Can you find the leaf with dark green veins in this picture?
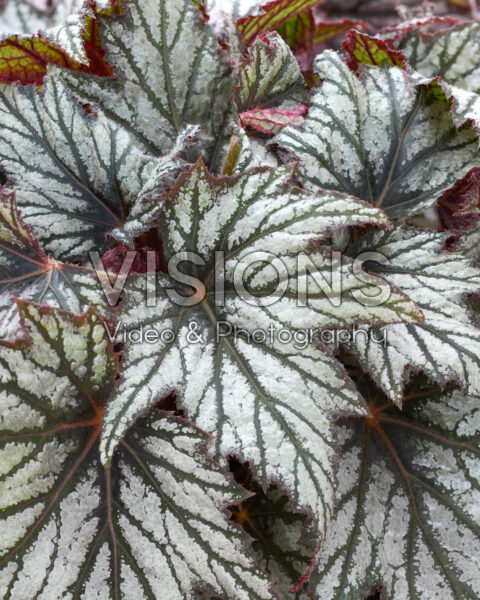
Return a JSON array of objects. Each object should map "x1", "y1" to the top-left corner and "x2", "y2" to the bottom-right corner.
[
  {"x1": 236, "y1": 0, "x2": 324, "y2": 46},
  {"x1": 0, "y1": 188, "x2": 113, "y2": 340},
  {"x1": 0, "y1": 75, "x2": 188, "y2": 261},
  {"x1": 312, "y1": 376, "x2": 480, "y2": 599},
  {"x1": 0, "y1": 301, "x2": 274, "y2": 600},
  {"x1": 453, "y1": 227, "x2": 480, "y2": 260},
  {"x1": 399, "y1": 22, "x2": 480, "y2": 92},
  {"x1": 230, "y1": 461, "x2": 316, "y2": 600},
  {"x1": 346, "y1": 225, "x2": 480, "y2": 404},
  {"x1": 343, "y1": 30, "x2": 406, "y2": 73},
  {"x1": 276, "y1": 9, "x2": 315, "y2": 54},
  {"x1": 385, "y1": 23, "x2": 480, "y2": 139},
  {"x1": 275, "y1": 50, "x2": 479, "y2": 218},
  {"x1": 100, "y1": 160, "x2": 422, "y2": 533},
  {"x1": 62, "y1": 0, "x2": 234, "y2": 171},
  {"x1": 235, "y1": 32, "x2": 308, "y2": 112}
]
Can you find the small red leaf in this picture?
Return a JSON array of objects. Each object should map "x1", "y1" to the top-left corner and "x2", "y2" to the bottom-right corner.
[
  {"x1": 101, "y1": 245, "x2": 161, "y2": 275},
  {"x1": 239, "y1": 104, "x2": 308, "y2": 135}
]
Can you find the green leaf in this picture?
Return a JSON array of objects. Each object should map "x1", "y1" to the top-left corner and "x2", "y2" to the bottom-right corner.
[
  {"x1": 230, "y1": 463, "x2": 316, "y2": 599},
  {"x1": 342, "y1": 30, "x2": 406, "y2": 73},
  {"x1": 0, "y1": 75, "x2": 187, "y2": 261},
  {"x1": 396, "y1": 23, "x2": 480, "y2": 139},
  {"x1": 311, "y1": 379, "x2": 480, "y2": 599},
  {"x1": 0, "y1": 188, "x2": 111, "y2": 339},
  {"x1": 346, "y1": 225, "x2": 480, "y2": 404},
  {"x1": 224, "y1": 124, "x2": 280, "y2": 174},
  {"x1": 100, "y1": 160, "x2": 421, "y2": 530},
  {"x1": 235, "y1": 32, "x2": 308, "y2": 112},
  {"x1": 276, "y1": 9, "x2": 315, "y2": 54},
  {"x1": 400, "y1": 23, "x2": 480, "y2": 94},
  {"x1": 236, "y1": 0, "x2": 323, "y2": 46},
  {"x1": 454, "y1": 227, "x2": 480, "y2": 260},
  {"x1": 62, "y1": 0, "x2": 234, "y2": 170},
  {"x1": 0, "y1": 301, "x2": 273, "y2": 600},
  {"x1": 275, "y1": 50, "x2": 479, "y2": 218}
]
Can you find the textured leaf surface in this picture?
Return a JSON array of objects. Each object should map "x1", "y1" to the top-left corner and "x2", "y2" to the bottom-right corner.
[
  {"x1": 0, "y1": 189, "x2": 110, "y2": 339},
  {"x1": 240, "y1": 104, "x2": 308, "y2": 134},
  {"x1": 312, "y1": 380, "x2": 480, "y2": 599},
  {"x1": 1, "y1": 0, "x2": 88, "y2": 55},
  {"x1": 437, "y1": 167, "x2": 480, "y2": 232},
  {"x1": 397, "y1": 23, "x2": 480, "y2": 140},
  {"x1": 0, "y1": 75, "x2": 185, "y2": 261},
  {"x1": 230, "y1": 462, "x2": 316, "y2": 599},
  {"x1": 276, "y1": 51, "x2": 480, "y2": 218},
  {"x1": 63, "y1": 0, "x2": 234, "y2": 170},
  {"x1": 276, "y1": 9, "x2": 315, "y2": 55},
  {"x1": 235, "y1": 32, "x2": 307, "y2": 112},
  {"x1": 0, "y1": 302, "x2": 273, "y2": 600},
  {"x1": 222, "y1": 125, "x2": 280, "y2": 175},
  {"x1": 347, "y1": 226, "x2": 480, "y2": 404},
  {"x1": 454, "y1": 226, "x2": 480, "y2": 259},
  {"x1": 0, "y1": 0, "x2": 118, "y2": 84},
  {"x1": 236, "y1": 0, "x2": 323, "y2": 46},
  {"x1": 400, "y1": 23, "x2": 480, "y2": 93},
  {"x1": 442, "y1": 171, "x2": 480, "y2": 257},
  {"x1": 277, "y1": 13, "x2": 367, "y2": 72},
  {"x1": 343, "y1": 30, "x2": 406, "y2": 73},
  {"x1": 101, "y1": 161, "x2": 421, "y2": 529}
]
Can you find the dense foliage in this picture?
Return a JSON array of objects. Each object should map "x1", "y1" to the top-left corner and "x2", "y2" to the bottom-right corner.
[{"x1": 0, "y1": 0, "x2": 479, "y2": 598}]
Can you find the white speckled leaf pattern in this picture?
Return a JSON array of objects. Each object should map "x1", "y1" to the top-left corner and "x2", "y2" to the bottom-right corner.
[
  {"x1": 347, "y1": 226, "x2": 480, "y2": 404},
  {"x1": 0, "y1": 302, "x2": 273, "y2": 600},
  {"x1": 455, "y1": 227, "x2": 480, "y2": 259},
  {"x1": 312, "y1": 388, "x2": 480, "y2": 599},
  {"x1": 100, "y1": 162, "x2": 423, "y2": 531},
  {"x1": 275, "y1": 51, "x2": 479, "y2": 218},
  {"x1": 0, "y1": 189, "x2": 112, "y2": 339},
  {"x1": 62, "y1": 0, "x2": 234, "y2": 169},
  {"x1": 235, "y1": 32, "x2": 307, "y2": 111},
  {"x1": 400, "y1": 24, "x2": 480, "y2": 93},
  {"x1": 226, "y1": 125, "x2": 280, "y2": 174},
  {"x1": 0, "y1": 75, "x2": 185, "y2": 261},
  {"x1": 398, "y1": 23, "x2": 480, "y2": 142}
]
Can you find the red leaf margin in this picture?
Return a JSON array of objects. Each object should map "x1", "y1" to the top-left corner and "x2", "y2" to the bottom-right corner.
[{"x1": 0, "y1": 0, "x2": 123, "y2": 85}]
